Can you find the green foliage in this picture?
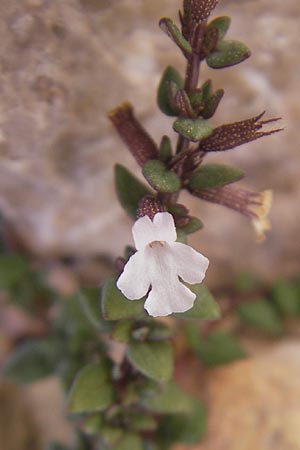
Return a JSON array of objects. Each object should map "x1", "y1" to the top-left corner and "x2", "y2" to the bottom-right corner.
[
  {"x1": 271, "y1": 280, "x2": 300, "y2": 316},
  {"x1": 173, "y1": 117, "x2": 213, "y2": 141},
  {"x1": 127, "y1": 340, "x2": 173, "y2": 382},
  {"x1": 128, "y1": 413, "x2": 157, "y2": 432},
  {"x1": 142, "y1": 160, "x2": 181, "y2": 193},
  {"x1": 159, "y1": 135, "x2": 173, "y2": 162},
  {"x1": 69, "y1": 360, "x2": 115, "y2": 414},
  {"x1": 207, "y1": 15, "x2": 231, "y2": 41},
  {"x1": 159, "y1": 19, "x2": 192, "y2": 56},
  {"x1": 112, "y1": 432, "x2": 143, "y2": 450},
  {"x1": 202, "y1": 88, "x2": 224, "y2": 119},
  {"x1": 101, "y1": 277, "x2": 145, "y2": 320},
  {"x1": 157, "y1": 66, "x2": 184, "y2": 116},
  {"x1": 141, "y1": 381, "x2": 193, "y2": 414},
  {"x1": 46, "y1": 443, "x2": 71, "y2": 450},
  {"x1": 186, "y1": 325, "x2": 246, "y2": 366},
  {"x1": 78, "y1": 287, "x2": 113, "y2": 332},
  {"x1": 115, "y1": 164, "x2": 151, "y2": 218},
  {"x1": 175, "y1": 283, "x2": 220, "y2": 320},
  {"x1": 189, "y1": 164, "x2": 244, "y2": 190},
  {"x1": 238, "y1": 298, "x2": 283, "y2": 335},
  {"x1": 235, "y1": 272, "x2": 262, "y2": 292},
  {"x1": 179, "y1": 217, "x2": 204, "y2": 234},
  {"x1": 157, "y1": 399, "x2": 207, "y2": 447},
  {"x1": 0, "y1": 253, "x2": 29, "y2": 288},
  {"x1": 4, "y1": 338, "x2": 63, "y2": 383},
  {"x1": 206, "y1": 40, "x2": 251, "y2": 69},
  {"x1": 112, "y1": 321, "x2": 133, "y2": 343}
]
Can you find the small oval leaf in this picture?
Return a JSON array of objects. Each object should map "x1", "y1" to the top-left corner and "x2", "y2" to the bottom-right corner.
[
  {"x1": 115, "y1": 164, "x2": 152, "y2": 218},
  {"x1": 157, "y1": 66, "x2": 184, "y2": 116},
  {"x1": 173, "y1": 117, "x2": 213, "y2": 141},
  {"x1": 206, "y1": 40, "x2": 251, "y2": 69},
  {"x1": 189, "y1": 163, "x2": 245, "y2": 190},
  {"x1": 141, "y1": 381, "x2": 193, "y2": 414},
  {"x1": 127, "y1": 340, "x2": 173, "y2": 382},
  {"x1": 207, "y1": 15, "x2": 231, "y2": 41},
  {"x1": 102, "y1": 277, "x2": 145, "y2": 321},
  {"x1": 68, "y1": 360, "x2": 115, "y2": 413},
  {"x1": 78, "y1": 287, "x2": 113, "y2": 332},
  {"x1": 143, "y1": 160, "x2": 181, "y2": 193},
  {"x1": 159, "y1": 18, "x2": 192, "y2": 56},
  {"x1": 179, "y1": 216, "x2": 204, "y2": 234},
  {"x1": 175, "y1": 283, "x2": 220, "y2": 320},
  {"x1": 238, "y1": 298, "x2": 283, "y2": 335}
]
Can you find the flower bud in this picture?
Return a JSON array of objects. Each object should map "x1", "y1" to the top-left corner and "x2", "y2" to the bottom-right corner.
[{"x1": 137, "y1": 195, "x2": 164, "y2": 220}]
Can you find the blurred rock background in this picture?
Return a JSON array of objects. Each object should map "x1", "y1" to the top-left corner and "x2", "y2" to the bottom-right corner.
[{"x1": 0, "y1": 0, "x2": 299, "y2": 287}]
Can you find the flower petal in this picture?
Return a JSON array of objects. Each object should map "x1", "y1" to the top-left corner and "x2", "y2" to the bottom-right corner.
[
  {"x1": 117, "y1": 250, "x2": 150, "y2": 300},
  {"x1": 171, "y1": 242, "x2": 209, "y2": 284},
  {"x1": 152, "y1": 212, "x2": 177, "y2": 243},
  {"x1": 132, "y1": 215, "x2": 156, "y2": 250},
  {"x1": 144, "y1": 278, "x2": 196, "y2": 317}
]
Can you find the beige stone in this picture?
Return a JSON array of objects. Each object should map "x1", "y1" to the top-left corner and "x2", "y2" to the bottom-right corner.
[{"x1": 175, "y1": 340, "x2": 300, "y2": 450}]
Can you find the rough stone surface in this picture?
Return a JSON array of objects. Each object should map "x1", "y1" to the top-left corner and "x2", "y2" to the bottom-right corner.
[
  {"x1": 175, "y1": 340, "x2": 300, "y2": 450},
  {"x1": 0, "y1": 0, "x2": 299, "y2": 284}
]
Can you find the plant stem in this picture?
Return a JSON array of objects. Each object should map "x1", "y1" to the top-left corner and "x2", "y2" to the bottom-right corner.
[{"x1": 175, "y1": 24, "x2": 205, "y2": 154}]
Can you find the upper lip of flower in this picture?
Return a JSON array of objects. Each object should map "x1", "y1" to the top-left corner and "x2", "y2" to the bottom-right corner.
[{"x1": 117, "y1": 212, "x2": 209, "y2": 317}]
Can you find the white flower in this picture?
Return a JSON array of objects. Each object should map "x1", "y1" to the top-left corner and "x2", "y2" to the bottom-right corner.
[{"x1": 117, "y1": 212, "x2": 209, "y2": 317}]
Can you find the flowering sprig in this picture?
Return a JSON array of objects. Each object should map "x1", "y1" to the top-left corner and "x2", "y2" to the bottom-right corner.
[
  {"x1": 109, "y1": 0, "x2": 282, "y2": 319},
  {"x1": 55, "y1": 1, "x2": 283, "y2": 449}
]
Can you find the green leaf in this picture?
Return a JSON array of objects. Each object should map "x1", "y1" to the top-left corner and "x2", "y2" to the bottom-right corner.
[
  {"x1": 157, "y1": 399, "x2": 207, "y2": 446},
  {"x1": 186, "y1": 326, "x2": 246, "y2": 366},
  {"x1": 58, "y1": 358, "x2": 87, "y2": 392},
  {"x1": 159, "y1": 18, "x2": 192, "y2": 56},
  {"x1": 127, "y1": 340, "x2": 173, "y2": 382},
  {"x1": 271, "y1": 280, "x2": 300, "y2": 316},
  {"x1": 143, "y1": 160, "x2": 181, "y2": 193},
  {"x1": 235, "y1": 272, "x2": 262, "y2": 293},
  {"x1": 148, "y1": 321, "x2": 173, "y2": 341},
  {"x1": 159, "y1": 135, "x2": 173, "y2": 162},
  {"x1": 176, "y1": 229, "x2": 187, "y2": 244},
  {"x1": 173, "y1": 117, "x2": 213, "y2": 141},
  {"x1": 189, "y1": 164, "x2": 244, "y2": 190},
  {"x1": 207, "y1": 15, "x2": 231, "y2": 41},
  {"x1": 201, "y1": 79, "x2": 213, "y2": 101},
  {"x1": 157, "y1": 66, "x2": 184, "y2": 116},
  {"x1": 101, "y1": 277, "x2": 145, "y2": 321},
  {"x1": 129, "y1": 414, "x2": 157, "y2": 432},
  {"x1": 206, "y1": 40, "x2": 251, "y2": 69},
  {"x1": 115, "y1": 164, "x2": 152, "y2": 218},
  {"x1": 55, "y1": 295, "x2": 96, "y2": 341},
  {"x1": 78, "y1": 287, "x2": 112, "y2": 332},
  {"x1": 238, "y1": 298, "x2": 283, "y2": 335},
  {"x1": 0, "y1": 253, "x2": 29, "y2": 288},
  {"x1": 202, "y1": 89, "x2": 224, "y2": 119},
  {"x1": 113, "y1": 432, "x2": 143, "y2": 450},
  {"x1": 83, "y1": 414, "x2": 104, "y2": 435},
  {"x1": 175, "y1": 283, "x2": 220, "y2": 320},
  {"x1": 69, "y1": 360, "x2": 115, "y2": 414},
  {"x1": 46, "y1": 443, "x2": 70, "y2": 450},
  {"x1": 112, "y1": 321, "x2": 133, "y2": 343},
  {"x1": 141, "y1": 381, "x2": 193, "y2": 414},
  {"x1": 179, "y1": 217, "x2": 203, "y2": 234},
  {"x1": 4, "y1": 339, "x2": 63, "y2": 383},
  {"x1": 100, "y1": 427, "x2": 124, "y2": 447}
]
